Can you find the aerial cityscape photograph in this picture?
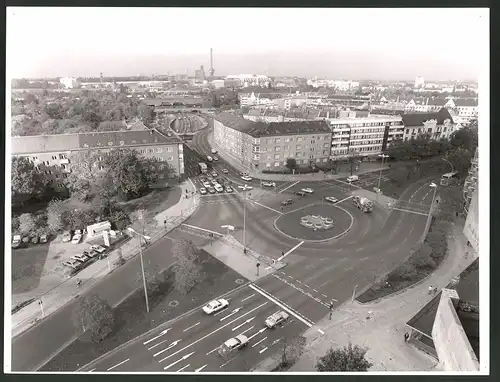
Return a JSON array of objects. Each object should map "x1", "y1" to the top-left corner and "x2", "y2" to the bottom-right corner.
[{"x1": 5, "y1": 6, "x2": 488, "y2": 374}]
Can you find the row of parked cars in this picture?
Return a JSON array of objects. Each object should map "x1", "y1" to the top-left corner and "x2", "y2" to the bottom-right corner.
[
  {"x1": 62, "y1": 244, "x2": 108, "y2": 272},
  {"x1": 12, "y1": 234, "x2": 50, "y2": 248}
]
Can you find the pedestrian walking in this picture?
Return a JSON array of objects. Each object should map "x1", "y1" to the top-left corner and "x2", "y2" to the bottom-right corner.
[
  {"x1": 76, "y1": 279, "x2": 82, "y2": 287},
  {"x1": 428, "y1": 286, "x2": 433, "y2": 294},
  {"x1": 434, "y1": 287, "x2": 438, "y2": 294},
  {"x1": 404, "y1": 332, "x2": 409, "y2": 342}
]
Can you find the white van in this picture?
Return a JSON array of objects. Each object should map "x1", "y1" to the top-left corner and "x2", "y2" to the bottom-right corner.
[
  {"x1": 207, "y1": 156, "x2": 213, "y2": 162},
  {"x1": 346, "y1": 175, "x2": 359, "y2": 182}
]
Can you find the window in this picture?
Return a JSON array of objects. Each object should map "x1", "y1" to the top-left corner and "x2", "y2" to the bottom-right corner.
[
  {"x1": 296, "y1": 144, "x2": 302, "y2": 150},
  {"x1": 274, "y1": 161, "x2": 280, "y2": 167},
  {"x1": 427, "y1": 128, "x2": 432, "y2": 133},
  {"x1": 168, "y1": 156, "x2": 174, "y2": 161},
  {"x1": 108, "y1": 141, "x2": 113, "y2": 146},
  {"x1": 274, "y1": 138, "x2": 280, "y2": 144},
  {"x1": 149, "y1": 148, "x2": 154, "y2": 153},
  {"x1": 284, "y1": 145, "x2": 289, "y2": 150},
  {"x1": 166, "y1": 147, "x2": 173, "y2": 152},
  {"x1": 159, "y1": 174, "x2": 164, "y2": 179},
  {"x1": 274, "y1": 146, "x2": 280, "y2": 152},
  {"x1": 297, "y1": 137, "x2": 303, "y2": 142},
  {"x1": 120, "y1": 141, "x2": 125, "y2": 146},
  {"x1": 266, "y1": 162, "x2": 271, "y2": 167},
  {"x1": 274, "y1": 154, "x2": 280, "y2": 159},
  {"x1": 45, "y1": 161, "x2": 50, "y2": 165},
  {"x1": 52, "y1": 155, "x2": 57, "y2": 160}
]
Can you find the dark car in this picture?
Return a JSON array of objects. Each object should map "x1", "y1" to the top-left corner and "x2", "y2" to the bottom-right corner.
[
  {"x1": 294, "y1": 191, "x2": 306, "y2": 196},
  {"x1": 22, "y1": 236, "x2": 30, "y2": 244},
  {"x1": 30, "y1": 235, "x2": 39, "y2": 244},
  {"x1": 281, "y1": 199, "x2": 293, "y2": 206},
  {"x1": 208, "y1": 187, "x2": 216, "y2": 194}
]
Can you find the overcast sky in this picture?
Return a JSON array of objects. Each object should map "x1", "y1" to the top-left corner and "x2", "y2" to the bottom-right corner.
[{"x1": 7, "y1": 7, "x2": 488, "y2": 81}]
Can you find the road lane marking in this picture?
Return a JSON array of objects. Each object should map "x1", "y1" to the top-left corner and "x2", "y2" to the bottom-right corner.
[
  {"x1": 303, "y1": 284, "x2": 310, "y2": 288},
  {"x1": 181, "y1": 223, "x2": 224, "y2": 236},
  {"x1": 143, "y1": 328, "x2": 171, "y2": 345},
  {"x1": 251, "y1": 336, "x2": 268, "y2": 348},
  {"x1": 232, "y1": 317, "x2": 255, "y2": 331},
  {"x1": 288, "y1": 275, "x2": 294, "y2": 279},
  {"x1": 153, "y1": 340, "x2": 182, "y2": 357},
  {"x1": 89, "y1": 368, "x2": 95, "y2": 372},
  {"x1": 335, "y1": 195, "x2": 354, "y2": 204},
  {"x1": 148, "y1": 338, "x2": 170, "y2": 351},
  {"x1": 313, "y1": 289, "x2": 319, "y2": 292},
  {"x1": 356, "y1": 248, "x2": 364, "y2": 252},
  {"x1": 391, "y1": 208, "x2": 428, "y2": 216},
  {"x1": 241, "y1": 293, "x2": 255, "y2": 302},
  {"x1": 279, "y1": 180, "x2": 300, "y2": 193},
  {"x1": 280, "y1": 271, "x2": 286, "y2": 274},
  {"x1": 107, "y1": 358, "x2": 129, "y2": 371},
  {"x1": 195, "y1": 364, "x2": 208, "y2": 372},
  {"x1": 206, "y1": 346, "x2": 220, "y2": 356},
  {"x1": 238, "y1": 325, "x2": 255, "y2": 336},
  {"x1": 164, "y1": 352, "x2": 195, "y2": 370},
  {"x1": 248, "y1": 327, "x2": 267, "y2": 341},
  {"x1": 220, "y1": 307, "x2": 242, "y2": 321},
  {"x1": 177, "y1": 364, "x2": 190, "y2": 372},
  {"x1": 213, "y1": 307, "x2": 229, "y2": 317},
  {"x1": 220, "y1": 356, "x2": 236, "y2": 368},
  {"x1": 296, "y1": 280, "x2": 302, "y2": 284},
  {"x1": 249, "y1": 284, "x2": 313, "y2": 328},
  {"x1": 278, "y1": 241, "x2": 305, "y2": 261},
  {"x1": 158, "y1": 302, "x2": 268, "y2": 363},
  {"x1": 183, "y1": 322, "x2": 200, "y2": 332},
  {"x1": 250, "y1": 200, "x2": 283, "y2": 214},
  {"x1": 322, "y1": 294, "x2": 328, "y2": 298},
  {"x1": 259, "y1": 347, "x2": 268, "y2": 354}
]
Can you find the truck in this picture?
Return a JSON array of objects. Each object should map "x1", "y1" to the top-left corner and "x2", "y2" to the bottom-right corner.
[
  {"x1": 198, "y1": 162, "x2": 208, "y2": 174},
  {"x1": 353, "y1": 195, "x2": 374, "y2": 213}
]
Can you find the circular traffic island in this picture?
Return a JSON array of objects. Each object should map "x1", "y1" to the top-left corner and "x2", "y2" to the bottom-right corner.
[{"x1": 274, "y1": 203, "x2": 353, "y2": 242}]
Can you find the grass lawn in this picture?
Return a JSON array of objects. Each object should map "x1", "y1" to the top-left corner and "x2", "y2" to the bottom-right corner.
[
  {"x1": 11, "y1": 244, "x2": 51, "y2": 295},
  {"x1": 39, "y1": 249, "x2": 247, "y2": 371}
]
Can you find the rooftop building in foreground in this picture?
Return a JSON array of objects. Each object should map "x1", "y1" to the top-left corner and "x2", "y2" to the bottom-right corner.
[
  {"x1": 213, "y1": 113, "x2": 332, "y2": 171},
  {"x1": 11, "y1": 129, "x2": 184, "y2": 189},
  {"x1": 405, "y1": 260, "x2": 479, "y2": 371}
]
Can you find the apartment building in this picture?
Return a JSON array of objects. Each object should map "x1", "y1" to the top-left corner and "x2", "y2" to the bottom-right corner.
[
  {"x1": 11, "y1": 129, "x2": 184, "y2": 189},
  {"x1": 327, "y1": 116, "x2": 404, "y2": 159},
  {"x1": 213, "y1": 113, "x2": 332, "y2": 171},
  {"x1": 402, "y1": 108, "x2": 457, "y2": 141}
]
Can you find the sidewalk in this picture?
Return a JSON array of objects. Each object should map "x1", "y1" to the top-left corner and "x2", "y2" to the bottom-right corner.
[
  {"x1": 256, "y1": 221, "x2": 478, "y2": 372},
  {"x1": 207, "y1": 130, "x2": 389, "y2": 182},
  {"x1": 12, "y1": 180, "x2": 199, "y2": 338}
]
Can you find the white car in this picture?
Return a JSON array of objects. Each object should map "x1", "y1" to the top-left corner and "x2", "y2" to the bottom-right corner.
[
  {"x1": 301, "y1": 188, "x2": 314, "y2": 194},
  {"x1": 207, "y1": 156, "x2": 213, "y2": 162},
  {"x1": 211, "y1": 149, "x2": 218, "y2": 154},
  {"x1": 202, "y1": 299, "x2": 229, "y2": 315},
  {"x1": 241, "y1": 175, "x2": 253, "y2": 181},
  {"x1": 265, "y1": 311, "x2": 290, "y2": 328},
  {"x1": 200, "y1": 187, "x2": 207, "y2": 195},
  {"x1": 63, "y1": 259, "x2": 82, "y2": 269},
  {"x1": 238, "y1": 185, "x2": 253, "y2": 190},
  {"x1": 213, "y1": 156, "x2": 219, "y2": 161},
  {"x1": 214, "y1": 184, "x2": 224, "y2": 193},
  {"x1": 203, "y1": 181, "x2": 211, "y2": 188},
  {"x1": 261, "y1": 181, "x2": 276, "y2": 187},
  {"x1": 222, "y1": 168, "x2": 229, "y2": 174},
  {"x1": 71, "y1": 254, "x2": 89, "y2": 263},
  {"x1": 90, "y1": 244, "x2": 107, "y2": 253},
  {"x1": 218, "y1": 335, "x2": 249, "y2": 355},
  {"x1": 71, "y1": 233, "x2": 82, "y2": 244},
  {"x1": 325, "y1": 196, "x2": 338, "y2": 203},
  {"x1": 346, "y1": 175, "x2": 359, "y2": 182}
]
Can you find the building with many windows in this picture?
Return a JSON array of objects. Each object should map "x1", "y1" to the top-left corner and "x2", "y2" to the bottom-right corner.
[
  {"x1": 327, "y1": 115, "x2": 404, "y2": 159},
  {"x1": 402, "y1": 108, "x2": 457, "y2": 141},
  {"x1": 213, "y1": 113, "x2": 332, "y2": 171},
  {"x1": 11, "y1": 129, "x2": 184, "y2": 189}
]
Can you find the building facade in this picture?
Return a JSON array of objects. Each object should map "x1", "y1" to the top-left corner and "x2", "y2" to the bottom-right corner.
[
  {"x1": 213, "y1": 113, "x2": 332, "y2": 171},
  {"x1": 463, "y1": 148, "x2": 478, "y2": 215},
  {"x1": 11, "y1": 129, "x2": 184, "y2": 189},
  {"x1": 60, "y1": 77, "x2": 81, "y2": 89},
  {"x1": 402, "y1": 108, "x2": 457, "y2": 141},
  {"x1": 327, "y1": 116, "x2": 404, "y2": 159}
]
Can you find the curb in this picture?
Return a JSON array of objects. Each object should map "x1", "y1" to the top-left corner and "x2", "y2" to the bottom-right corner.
[{"x1": 77, "y1": 280, "x2": 252, "y2": 372}]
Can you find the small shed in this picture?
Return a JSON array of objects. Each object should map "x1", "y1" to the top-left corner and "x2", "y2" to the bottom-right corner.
[{"x1": 87, "y1": 221, "x2": 112, "y2": 238}]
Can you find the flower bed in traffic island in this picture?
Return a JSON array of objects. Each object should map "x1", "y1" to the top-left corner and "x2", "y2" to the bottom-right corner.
[
  {"x1": 274, "y1": 203, "x2": 353, "y2": 242},
  {"x1": 39, "y1": 249, "x2": 247, "y2": 372}
]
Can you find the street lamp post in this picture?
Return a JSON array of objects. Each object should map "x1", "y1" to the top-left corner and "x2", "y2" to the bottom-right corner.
[
  {"x1": 421, "y1": 183, "x2": 438, "y2": 243},
  {"x1": 127, "y1": 227, "x2": 151, "y2": 313},
  {"x1": 441, "y1": 157, "x2": 455, "y2": 173},
  {"x1": 239, "y1": 184, "x2": 252, "y2": 253},
  {"x1": 377, "y1": 154, "x2": 390, "y2": 202}
]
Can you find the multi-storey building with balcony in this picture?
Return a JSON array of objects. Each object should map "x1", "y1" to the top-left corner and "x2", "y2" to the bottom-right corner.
[
  {"x1": 11, "y1": 129, "x2": 184, "y2": 189},
  {"x1": 213, "y1": 113, "x2": 332, "y2": 171},
  {"x1": 402, "y1": 108, "x2": 457, "y2": 141},
  {"x1": 463, "y1": 147, "x2": 478, "y2": 215},
  {"x1": 327, "y1": 115, "x2": 404, "y2": 159}
]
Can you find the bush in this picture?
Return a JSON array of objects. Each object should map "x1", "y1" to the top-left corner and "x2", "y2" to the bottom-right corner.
[
  {"x1": 409, "y1": 243, "x2": 437, "y2": 269},
  {"x1": 387, "y1": 262, "x2": 417, "y2": 282}
]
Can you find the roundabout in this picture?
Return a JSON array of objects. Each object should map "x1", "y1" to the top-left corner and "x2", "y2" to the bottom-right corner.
[{"x1": 274, "y1": 203, "x2": 354, "y2": 242}]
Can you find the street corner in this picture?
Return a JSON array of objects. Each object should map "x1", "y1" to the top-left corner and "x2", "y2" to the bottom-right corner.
[{"x1": 274, "y1": 203, "x2": 354, "y2": 242}]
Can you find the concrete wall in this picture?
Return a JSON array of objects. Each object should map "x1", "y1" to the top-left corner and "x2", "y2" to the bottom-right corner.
[
  {"x1": 432, "y1": 289, "x2": 479, "y2": 371},
  {"x1": 463, "y1": 188, "x2": 479, "y2": 252}
]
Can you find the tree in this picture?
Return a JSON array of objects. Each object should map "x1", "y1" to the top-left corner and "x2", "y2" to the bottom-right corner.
[
  {"x1": 116, "y1": 247, "x2": 126, "y2": 266},
  {"x1": 387, "y1": 165, "x2": 410, "y2": 187},
  {"x1": 11, "y1": 156, "x2": 48, "y2": 204},
  {"x1": 18, "y1": 213, "x2": 36, "y2": 235},
  {"x1": 65, "y1": 150, "x2": 104, "y2": 201},
  {"x1": 137, "y1": 263, "x2": 164, "y2": 296},
  {"x1": 172, "y1": 239, "x2": 205, "y2": 295},
  {"x1": 445, "y1": 148, "x2": 473, "y2": 175},
  {"x1": 449, "y1": 126, "x2": 478, "y2": 153},
  {"x1": 409, "y1": 242, "x2": 436, "y2": 269},
  {"x1": 138, "y1": 104, "x2": 154, "y2": 125},
  {"x1": 286, "y1": 158, "x2": 297, "y2": 172},
  {"x1": 46, "y1": 199, "x2": 66, "y2": 233},
  {"x1": 316, "y1": 342, "x2": 373, "y2": 372},
  {"x1": 436, "y1": 185, "x2": 465, "y2": 221},
  {"x1": 73, "y1": 294, "x2": 115, "y2": 343},
  {"x1": 274, "y1": 336, "x2": 306, "y2": 369}
]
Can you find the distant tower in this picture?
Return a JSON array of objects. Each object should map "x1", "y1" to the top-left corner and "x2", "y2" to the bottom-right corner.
[
  {"x1": 100, "y1": 72, "x2": 104, "y2": 85},
  {"x1": 209, "y1": 48, "x2": 215, "y2": 77}
]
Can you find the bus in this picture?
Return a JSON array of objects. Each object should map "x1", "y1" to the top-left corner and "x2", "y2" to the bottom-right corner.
[{"x1": 440, "y1": 172, "x2": 459, "y2": 186}]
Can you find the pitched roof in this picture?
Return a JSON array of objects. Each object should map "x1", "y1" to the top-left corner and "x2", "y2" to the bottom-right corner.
[
  {"x1": 427, "y1": 98, "x2": 448, "y2": 106},
  {"x1": 11, "y1": 129, "x2": 180, "y2": 155},
  {"x1": 402, "y1": 108, "x2": 454, "y2": 127},
  {"x1": 454, "y1": 98, "x2": 478, "y2": 107}
]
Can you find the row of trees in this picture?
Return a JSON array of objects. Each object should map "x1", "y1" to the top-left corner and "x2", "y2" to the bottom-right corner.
[{"x1": 11, "y1": 90, "x2": 155, "y2": 136}]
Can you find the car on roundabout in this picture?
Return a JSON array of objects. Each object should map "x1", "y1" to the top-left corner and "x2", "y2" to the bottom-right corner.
[
  {"x1": 295, "y1": 191, "x2": 306, "y2": 196},
  {"x1": 200, "y1": 187, "x2": 207, "y2": 195},
  {"x1": 261, "y1": 181, "x2": 276, "y2": 187},
  {"x1": 218, "y1": 335, "x2": 249, "y2": 356},
  {"x1": 304, "y1": 221, "x2": 313, "y2": 228},
  {"x1": 281, "y1": 199, "x2": 293, "y2": 206},
  {"x1": 301, "y1": 188, "x2": 314, "y2": 194},
  {"x1": 265, "y1": 311, "x2": 289, "y2": 328},
  {"x1": 241, "y1": 175, "x2": 253, "y2": 182},
  {"x1": 213, "y1": 156, "x2": 219, "y2": 161},
  {"x1": 202, "y1": 298, "x2": 229, "y2": 315},
  {"x1": 325, "y1": 196, "x2": 338, "y2": 203},
  {"x1": 323, "y1": 217, "x2": 334, "y2": 224},
  {"x1": 314, "y1": 222, "x2": 324, "y2": 230},
  {"x1": 211, "y1": 149, "x2": 218, "y2": 154}
]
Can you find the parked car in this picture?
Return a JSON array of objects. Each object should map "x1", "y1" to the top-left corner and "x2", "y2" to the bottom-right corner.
[
  {"x1": 218, "y1": 335, "x2": 249, "y2": 356},
  {"x1": 301, "y1": 188, "x2": 314, "y2": 194},
  {"x1": 261, "y1": 181, "x2": 276, "y2": 187},
  {"x1": 30, "y1": 235, "x2": 39, "y2": 244},
  {"x1": 208, "y1": 186, "x2": 216, "y2": 194},
  {"x1": 62, "y1": 259, "x2": 82, "y2": 270},
  {"x1": 211, "y1": 171, "x2": 218, "y2": 177},
  {"x1": 22, "y1": 236, "x2": 30, "y2": 244},
  {"x1": 346, "y1": 175, "x2": 359, "y2": 182},
  {"x1": 265, "y1": 311, "x2": 289, "y2": 328},
  {"x1": 211, "y1": 179, "x2": 219, "y2": 185},
  {"x1": 203, "y1": 181, "x2": 211, "y2": 188},
  {"x1": 225, "y1": 186, "x2": 234, "y2": 193},
  {"x1": 295, "y1": 191, "x2": 306, "y2": 196},
  {"x1": 200, "y1": 187, "x2": 207, "y2": 195},
  {"x1": 213, "y1": 156, "x2": 219, "y2": 161},
  {"x1": 12, "y1": 235, "x2": 22, "y2": 249},
  {"x1": 325, "y1": 196, "x2": 338, "y2": 203},
  {"x1": 238, "y1": 185, "x2": 253, "y2": 190},
  {"x1": 90, "y1": 244, "x2": 107, "y2": 254},
  {"x1": 222, "y1": 168, "x2": 229, "y2": 174},
  {"x1": 83, "y1": 249, "x2": 99, "y2": 259},
  {"x1": 39, "y1": 234, "x2": 49, "y2": 244},
  {"x1": 202, "y1": 298, "x2": 229, "y2": 315},
  {"x1": 239, "y1": 172, "x2": 249, "y2": 177},
  {"x1": 207, "y1": 156, "x2": 213, "y2": 162},
  {"x1": 74, "y1": 229, "x2": 82, "y2": 235},
  {"x1": 214, "y1": 184, "x2": 224, "y2": 193},
  {"x1": 241, "y1": 175, "x2": 253, "y2": 181},
  {"x1": 200, "y1": 177, "x2": 207, "y2": 183},
  {"x1": 62, "y1": 231, "x2": 72, "y2": 243},
  {"x1": 281, "y1": 199, "x2": 293, "y2": 206},
  {"x1": 71, "y1": 233, "x2": 82, "y2": 244},
  {"x1": 71, "y1": 254, "x2": 89, "y2": 263},
  {"x1": 211, "y1": 148, "x2": 218, "y2": 154}
]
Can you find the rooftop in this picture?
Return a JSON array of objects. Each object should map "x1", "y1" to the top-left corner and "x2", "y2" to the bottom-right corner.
[
  {"x1": 454, "y1": 98, "x2": 478, "y2": 107},
  {"x1": 402, "y1": 108, "x2": 454, "y2": 127}
]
